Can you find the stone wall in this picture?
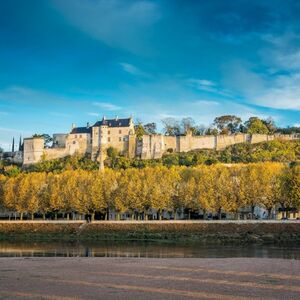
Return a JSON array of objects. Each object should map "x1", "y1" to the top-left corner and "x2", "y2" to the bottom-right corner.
[
  {"x1": 21, "y1": 132, "x2": 300, "y2": 165},
  {"x1": 23, "y1": 137, "x2": 44, "y2": 165},
  {"x1": 44, "y1": 148, "x2": 68, "y2": 160},
  {"x1": 216, "y1": 134, "x2": 248, "y2": 150}
]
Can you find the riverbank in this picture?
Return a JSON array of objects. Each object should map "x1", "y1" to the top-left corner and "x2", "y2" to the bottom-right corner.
[
  {"x1": 0, "y1": 220, "x2": 299, "y2": 244},
  {"x1": 1, "y1": 257, "x2": 299, "y2": 299}
]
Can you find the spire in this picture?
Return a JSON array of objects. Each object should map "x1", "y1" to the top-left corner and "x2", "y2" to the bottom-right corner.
[{"x1": 12, "y1": 137, "x2": 15, "y2": 152}]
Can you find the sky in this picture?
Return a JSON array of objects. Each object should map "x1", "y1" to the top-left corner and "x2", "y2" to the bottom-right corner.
[{"x1": 0, "y1": 0, "x2": 300, "y2": 150}]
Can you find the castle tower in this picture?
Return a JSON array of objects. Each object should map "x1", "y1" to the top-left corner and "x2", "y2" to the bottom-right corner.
[{"x1": 23, "y1": 137, "x2": 44, "y2": 165}]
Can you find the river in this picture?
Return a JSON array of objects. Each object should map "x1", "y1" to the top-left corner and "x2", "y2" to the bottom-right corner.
[{"x1": 0, "y1": 241, "x2": 299, "y2": 259}]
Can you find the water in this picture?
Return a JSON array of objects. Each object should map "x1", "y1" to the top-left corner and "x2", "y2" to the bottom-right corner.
[{"x1": 0, "y1": 241, "x2": 299, "y2": 259}]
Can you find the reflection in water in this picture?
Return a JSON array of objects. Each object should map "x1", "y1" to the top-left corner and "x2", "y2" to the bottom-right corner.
[{"x1": 0, "y1": 241, "x2": 299, "y2": 259}]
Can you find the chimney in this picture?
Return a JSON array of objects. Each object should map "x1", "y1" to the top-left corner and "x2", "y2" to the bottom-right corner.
[
  {"x1": 115, "y1": 115, "x2": 119, "y2": 121},
  {"x1": 71, "y1": 123, "x2": 76, "y2": 129},
  {"x1": 87, "y1": 122, "x2": 90, "y2": 128}
]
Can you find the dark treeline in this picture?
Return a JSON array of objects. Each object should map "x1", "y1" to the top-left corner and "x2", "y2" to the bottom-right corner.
[{"x1": 0, "y1": 163, "x2": 299, "y2": 221}]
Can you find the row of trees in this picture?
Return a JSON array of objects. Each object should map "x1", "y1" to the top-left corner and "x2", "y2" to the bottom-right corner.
[
  {"x1": 0, "y1": 163, "x2": 299, "y2": 220},
  {"x1": 134, "y1": 115, "x2": 299, "y2": 137}
]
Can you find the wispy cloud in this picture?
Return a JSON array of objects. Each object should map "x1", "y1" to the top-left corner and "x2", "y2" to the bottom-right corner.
[
  {"x1": 52, "y1": 0, "x2": 161, "y2": 54},
  {"x1": 119, "y1": 63, "x2": 148, "y2": 76},
  {"x1": 193, "y1": 100, "x2": 220, "y2": 106},
  {"x1": 187, "y1": 78, "x2": 232, "y2": 97},
  {"x1": 92, "y1": 102, "x2": 122, "y2": 111},
  {"x1": 87, "y1": 112, "x2": 100, "y2": 117}
]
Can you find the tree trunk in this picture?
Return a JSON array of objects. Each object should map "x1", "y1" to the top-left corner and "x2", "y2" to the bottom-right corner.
[
  {"x1": 91, "y1": 212, "x2": 95, "y2": 222},
  {"x1": 55, "y1": 213, "x2": 57, "y2": 220},
  {"x1": 20, "y1": 212, "x2": 23, "y2": 220},
  {"x1": 31, "y1": 213, "x2": 34, "y2": 220},
  {"x1": 251, "y1": 205, "x2": 255, "y2": 219},
  {"x1": 268, "y1": 208, "x2": 272, "y2": 220},
  {"x1": 218, "y1": 207, "x2": 222, "y2": 220},
  {"x1": 188, "y1": 211, "x2": 191, "y2": 220}
]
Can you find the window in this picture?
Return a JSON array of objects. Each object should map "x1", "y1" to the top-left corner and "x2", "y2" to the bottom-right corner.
[
  {"x1": 108, "y1": 137, "x2": 111, "y2": 142},
  {"x1": 108, "y1": 130, "x2": 110, "y2": 134},
  {"x1": 75, "y1": 135, "x2": 77, "y2": 138},
  {"x1": 73, "y1": 141, "x2": 76, "y2": 144},
  {"x1": 79, "y1": 135, "x2": 82, "y2": 138},
  {"x1": 119, "y1": 137, "x2": 122, "y2": 142},
  {"x1": 119, "y1": 130, "x2": 122, "y2": 134}
]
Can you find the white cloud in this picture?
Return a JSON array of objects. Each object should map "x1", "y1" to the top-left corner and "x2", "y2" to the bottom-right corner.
[
  {"x1": 92, "y1": 102, "x2": 122, "y2": 111},
  {"x1": 221, "y1": 61, "x2": 300, "y2": 110},
  {"x1": 193, "y1": 100, "x2": 220, "y2": 106}
]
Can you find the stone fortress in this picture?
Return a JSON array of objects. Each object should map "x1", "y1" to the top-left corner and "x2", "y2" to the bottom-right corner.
[{"x1": 5, "y1": 116, "x2": 300, "y2": 166}]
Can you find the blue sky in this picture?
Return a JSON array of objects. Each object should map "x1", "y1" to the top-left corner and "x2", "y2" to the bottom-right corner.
[{"x1": 0, "y1": 0, "x2": 300, "y2": 150}]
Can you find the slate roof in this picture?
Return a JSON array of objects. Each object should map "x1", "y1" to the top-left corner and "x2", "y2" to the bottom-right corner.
[
  {"x1": 70, "y1": 127, "x2": 92, "y2": 134},
  {"x1": 93, "y1": 118, "x2": 131, "y2": 128}
]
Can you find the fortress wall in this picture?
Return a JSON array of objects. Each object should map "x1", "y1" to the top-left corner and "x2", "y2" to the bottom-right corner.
[
  {"x1": 140, "y1": 135, "x2": 164, "y2": 159},
  {"x1": 250, "y1": 134, "x2": 269, "y2": 144},
  {"x1": 163, "y1": 136, "x2": 177, "y2": 152},
  {"x1": 141, "y1": 135, "x2": 151, "y2": 159},
  {"x1": 178, "y1": 135, "x2": 191, "y2": 152},
  {"x1": 44, "y1": 148, "x2": 69, "y2": 160},
  {"x1": 151, "y1": 135, "x2": 164, "y2": 159},
  {"x1": 128, "y1": 135, "x2": 137, "y2": 159},
  {"x1": 275, "y1": 134, "x2": 300, "y2": 141},
  {"x1": 190, "y1": 135, "x2": 216, "y2": 150},
  {"x1": 216, "y1": 134, "x2": 247, "y2": 150}
]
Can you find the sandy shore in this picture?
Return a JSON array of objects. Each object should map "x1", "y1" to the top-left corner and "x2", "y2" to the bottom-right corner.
[{"x1": 0, "y1": 257, "x2": 299, "y2": 299}]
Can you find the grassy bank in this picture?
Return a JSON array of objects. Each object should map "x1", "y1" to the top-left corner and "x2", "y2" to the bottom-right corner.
[{"x1": 0, "y1": 221, "x2": 299, "y2": 245}]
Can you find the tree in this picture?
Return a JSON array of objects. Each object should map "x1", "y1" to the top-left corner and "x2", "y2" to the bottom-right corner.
[
  {"x1": 213, "y1": 115, "x2": 242, "y2": 134},
  {"x1": 162, "y1": 118, "x2": 181, "y2": 136},
  {"x1": 181, "y1": 118, "x2": 196, "y2": 134},
  {"x1": 134, "y1": 123, "x2": 146, "y2": 140},
  {"x1": 279, "y1": 164, "x2": 300, "y2": 218},
  {"x1": 244, "y1": 117, "x2": 269, "y2": 135},
  {"x1": 263, "y1": 117, "x2": 276, "y2": 134},
  {"x1": 32, "y1": 134, "x2": 53, "y2": 147},
  {"x1": 144, "y1": 123, "x2": 157, "y2": 135}
]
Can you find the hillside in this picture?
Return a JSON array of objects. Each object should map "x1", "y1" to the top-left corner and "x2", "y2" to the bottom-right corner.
[{"x1": 0, "y1": 139, "x2": 299, "y2": 175}]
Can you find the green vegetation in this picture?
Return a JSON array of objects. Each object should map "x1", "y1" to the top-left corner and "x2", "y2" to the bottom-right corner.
[
  {"x1": 0, "y1": 139, "x2": 299, "y2": 175},
  {"x1": 0, "y1": 222, "x2": 299, "y2": 244}
]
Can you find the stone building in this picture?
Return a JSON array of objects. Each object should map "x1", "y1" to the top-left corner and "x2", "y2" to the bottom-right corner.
[{"x1": 14, "y1": 116, "x2": 300, "y2": 166}]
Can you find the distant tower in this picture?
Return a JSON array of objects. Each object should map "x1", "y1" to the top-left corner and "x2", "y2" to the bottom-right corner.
[{"x1": 12, "y1": 137, "x2": 15, "y2": 152}]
